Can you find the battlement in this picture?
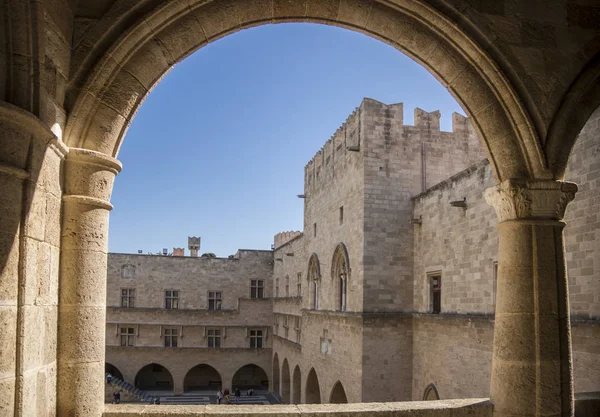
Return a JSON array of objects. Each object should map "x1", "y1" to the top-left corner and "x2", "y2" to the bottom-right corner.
[
  {"x1": 303, "y1": 98, "x2": 480, "y2": 194},
  {"x1": 274, "y1": 231, "x2": 302, "y2": 250}
]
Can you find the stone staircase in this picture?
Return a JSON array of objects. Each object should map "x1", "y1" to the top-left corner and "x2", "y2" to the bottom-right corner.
[{"x1": 106, "y1": 374, "x2": 159, "y2": 403}]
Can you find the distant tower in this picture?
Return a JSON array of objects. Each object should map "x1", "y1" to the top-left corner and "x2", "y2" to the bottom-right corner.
[{"x1": 188, "y1": 237, "x2": 201, "y2": 257}]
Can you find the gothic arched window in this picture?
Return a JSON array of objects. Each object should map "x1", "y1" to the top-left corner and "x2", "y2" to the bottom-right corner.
[
  {"x1": 331, "y1": 244, "x2": 350, "y2": 312},
  {"x1": 307, "y1": 254, "x2": 321, "y2": 310}
]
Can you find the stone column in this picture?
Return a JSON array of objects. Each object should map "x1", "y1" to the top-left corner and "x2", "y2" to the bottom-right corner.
[
  {"x1": 485, "y1": 179, "x2": 577, "y2": 417},
  {"x1": 57, "y1": 148, "x2": 121, "y2": 417},
  {"x1": 0, "y1": 102, "x2": 67, "y2": 416}
]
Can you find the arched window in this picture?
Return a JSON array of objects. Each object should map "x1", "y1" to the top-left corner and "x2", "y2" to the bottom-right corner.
[
  {"x1": 331, "y1": 244, "x2": 350, "y2": 312},
  {"x1": 121, "y1": 264, "x2": 136, "y2": 279},
  {"x1": 423, "y1": 383, "x2": 440, "y2": 400},
  {"x1": 307, "y1": 254, "x2": 321, "y2": 310}
]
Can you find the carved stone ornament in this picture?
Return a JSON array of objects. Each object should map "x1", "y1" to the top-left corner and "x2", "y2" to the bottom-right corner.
[{"x1": 484, "y1": 179, "x2": 577, "y2": 222}]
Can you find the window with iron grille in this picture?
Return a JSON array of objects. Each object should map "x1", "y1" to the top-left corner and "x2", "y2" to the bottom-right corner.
[
  {"x1": 207, "y1": 329, "x2": 221, "y2": 348},
  {"x1": 164, "y1": 328, "x2": 178, "y2": 347},
  {"x1": 249, "y1": 330, "x2": 263, "y2": 348},
  {"x1": 165, "y1": 290, "x2": 179, "y2": 309},
  {"x1": 250, "y1": 280, "x2": 264, "y2": 299},
  {"x1": 208, "y1": 291, "x2": 222, "y2": 311},
  {"x1": 119, "y1": 327, "x2": 135, "y2": 346},
  {"x1": 120, "y1": 289, "x2": 135, "y2": 308}
]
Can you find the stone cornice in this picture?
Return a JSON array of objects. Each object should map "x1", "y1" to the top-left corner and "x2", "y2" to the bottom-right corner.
[{"x1": 484, "y1": 179, "x2": 577, "y2": 222}]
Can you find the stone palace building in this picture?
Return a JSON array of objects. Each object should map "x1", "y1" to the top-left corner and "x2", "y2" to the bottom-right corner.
[{"x1": 105, "y1": 98, "x2": 600, "y2": 404}]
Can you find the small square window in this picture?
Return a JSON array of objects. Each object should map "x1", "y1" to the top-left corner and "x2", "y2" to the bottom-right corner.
[
  {"x1": 207, "y1": 328, "x2": 221, "y2": 348},
  {"x1": 249, "y1": 330, "x2": 263, "y2": 348},
  {"x1": 119, "y1": 327, "x2": 135, "y2": 346},
  {"x1": 164, "y1": 328, "x2": 178, "y2": 348}
]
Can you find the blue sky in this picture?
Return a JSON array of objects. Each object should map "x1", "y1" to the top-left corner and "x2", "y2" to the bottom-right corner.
[{"x1": 108, "y1": 23, "x2": 466, "y2": 257}]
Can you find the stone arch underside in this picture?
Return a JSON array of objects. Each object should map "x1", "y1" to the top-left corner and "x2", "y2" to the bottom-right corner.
[
  {"x1": 184, "y1": 364, "x2": 222, "y2": 391},
  {"x1": 232, "y1": 364, "x2": 269, "y2": 390},
  {"x1": 281, "y1": 359, "x2": 291, "y2": 403},
  {"x1": 64, "y1": 0, "x2": 554, "y2": 182},
  {"x1": 292, "y1": 365, "x2": 301, "y2": 404},
  {"x1": 329, "y1": 381, "x2": 348, "y2": 404},
  {"x1": 305, "y1": 368, "x2": 321, "y2": 404},
  {"x1": 134, "y1": 363, "x2": 174, "y2": 391}
]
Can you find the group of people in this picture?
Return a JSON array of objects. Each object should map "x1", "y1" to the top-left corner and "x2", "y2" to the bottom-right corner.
[{"x1": 216, "y1": 388, "x2": 254, "y2": 404}]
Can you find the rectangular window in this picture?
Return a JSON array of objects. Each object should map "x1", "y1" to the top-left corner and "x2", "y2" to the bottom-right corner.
[
  {"x1": 339, "y1": 206, "x2": 344, "y2": 225},
  {"x1": 297, "y1": 273, "x2": 302, "y2": 296},
  {"x1": 249, "y1": 330, "x2": 263, "y2": 348},
  {"x1": 120, "y1": 288, "x2": 135, "y2": 308},
  {"x1": 430, "y1": 275, "x2": 442, "y2": 314},
  {"x1": 250, "y1": 279, "x2": 264, "y2": 299},
  {"x1": 294, "y1": 316, "x2": 301, "y2": 343},
  {"x1": 285, "y1": 276, "x2": 290, "y2": 297},
  {"x1": 119, "y1": 327, "x2": 135, "y2": 347},
  {"x1": 283, "y1": 315, "x2": 289, "y2": 339},
  {"x1": 207, "y1": 328, "x2": 221, "y2": 348},
  {"x1": 275, "y1": 278, "x2": 279, "y2": 298},
  {"x1": 165, "y1": 290, "x2": 179, "y2": 309},
  {"x1": 208, "y1": 291, "x2": 222, "y2": 311},
  {"x1": 313, "y1": 223, "x2": 317, "y2": 237},
  {"x1": 164, "y1": 328, "x2": 178, "y2": 348}
]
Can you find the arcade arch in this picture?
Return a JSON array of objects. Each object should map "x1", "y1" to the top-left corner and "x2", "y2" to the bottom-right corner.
[
  {"x1": 329, "y1": 381, "x2": 348, "y2": 404},
  {"x1": 272, "y1": 354, "x2": 280, "y2": 394},
  {"x1": 134, "y1": 364, "x2": 173, "y2": 391},
  {"x1": 232, "y1": 364, "x2": 269, "y2": 390},
  {"x1": 305, "y1": 368, "x2": 321, "y2": 404},
  {"x1": 292, "y1": 365, "x2": 301, "y2": 404},
  {"x1": 184, "y1": 364, "x2": 222, "y2": 392},
  {"x1": 105, "y1": 363, "x2": 124, "y2": 381},
  {"x1": 281, "y1": 359, "x2": 291, "y2": 403}
]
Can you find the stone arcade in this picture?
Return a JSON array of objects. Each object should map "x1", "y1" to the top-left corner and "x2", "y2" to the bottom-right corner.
[{"x1": 1, "y1": 1, "x2": 600, "y2": 416}]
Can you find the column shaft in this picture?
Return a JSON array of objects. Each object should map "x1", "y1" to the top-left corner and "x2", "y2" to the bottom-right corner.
[
  {"x1": 486, "y1": 179, "x2": 577, "y2": 417},
  {"x1": 57, "y1": 149, "x2": 121, "y2": 417}
]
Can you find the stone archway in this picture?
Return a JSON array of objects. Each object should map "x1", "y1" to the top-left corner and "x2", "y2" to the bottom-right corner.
[
  {"x1": 272, "y1": 354, "x2": 280, "y2": 394},
  {"x1": 232, "y1": 364, "x2": 269, "y2": 390},
  {"x1": 292, "y1": 365, "x2": 301, "y2": 404},
  {"x1": 134, "y1": 363, "x2": 174, "y2": 391},
  {"x1": 329, "y1": 381, "x2": 348, "y2": 404},
  {"x1": 281, "y1": 359, "x2": 291, "y2": 403},
  {"x1": 105, "y1": 363, "x2": 124, "y2": 381},
  {"x1": 183, "y1": 364, "x2": 222, "y2": 392},
  {"x1": 305, "y1": 368, "x2": 321, "y2": 404}
]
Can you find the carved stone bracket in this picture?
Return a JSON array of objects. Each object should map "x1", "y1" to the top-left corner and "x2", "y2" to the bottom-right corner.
[{"x1": 484, "y1": 179, "x2": 578, "y2": 222}]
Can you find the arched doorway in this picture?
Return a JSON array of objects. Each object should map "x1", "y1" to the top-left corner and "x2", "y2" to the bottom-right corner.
[
  {"x1": 134, "y1": 363, "x2": 173, "y2": 391},
  {"x1": 272, "y1": 353, "x2": 280, "y2": 394},
  {"x1": 423, "y1": 383, "x2": 440, "y2": 400},
  {"x1": 292, "y1": 365, "x2": 301, "y2": 404},
  {"x1": 329, "y1": 381, "x2": 348, "y2": 404},
  {"x1": 281, "y1": 359, "x2": 291, "y2": 403},
  {"x1": 305, "y1": 368, "x2": 321, "y2": 404},
  {"x1": 232, "y1": 364, "x2": 269, "y2": 390},
  {"x1": 105, "y1": 363, "x2": 124, "y2": 381},
  {"x1": 183, "y1": 364, "x2": 222, "y2": 392}
]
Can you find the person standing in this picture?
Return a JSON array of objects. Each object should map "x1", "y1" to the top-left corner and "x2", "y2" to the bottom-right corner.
[{"x1": 217, "y1": 389, "x2": 223, "y2": 404}]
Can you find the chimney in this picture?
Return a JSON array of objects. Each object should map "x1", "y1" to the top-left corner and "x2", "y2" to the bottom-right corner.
[
  {"x1": 173, "y1": 248, "x2": 185, "y2": 257},
  {"x1": 188, "y1": 236, "x2": 200, "y2": 257}
]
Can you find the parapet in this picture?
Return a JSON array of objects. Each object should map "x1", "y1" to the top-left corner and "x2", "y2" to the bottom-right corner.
[
  {"x1": 172, "y1": 248, "x2": 185, "y2": 257},
  {"x1": 274, "y1": 231, "x2": 302, "y2": 250},
  {"x1": 414, "y1": 107, "x2": 441, "y2": 130}
]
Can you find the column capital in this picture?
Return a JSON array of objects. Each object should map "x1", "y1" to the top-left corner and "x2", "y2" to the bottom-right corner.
[
  {"x1": 63, "y1": 148, "x2": 122, "y2": 209},
  {"x1": 485, "y1": 179, "x2": 577, "y2": 222}
]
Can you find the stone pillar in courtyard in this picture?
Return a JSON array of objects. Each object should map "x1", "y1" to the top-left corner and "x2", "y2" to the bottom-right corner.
[
  {"x1": 57, "y1": 148, "x2": 121, "y2": 416},
  {"x1": 485, "y1": 179, "x2": 577, "y2": 417}
]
